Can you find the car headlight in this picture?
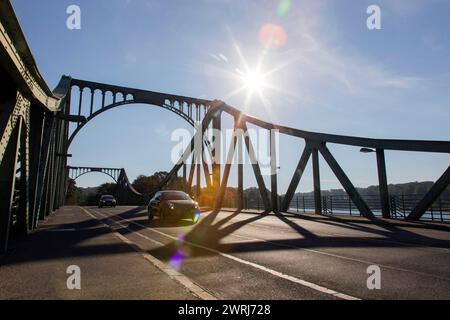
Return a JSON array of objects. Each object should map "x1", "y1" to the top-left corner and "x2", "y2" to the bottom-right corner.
[{"x1": 168, "y1": 203, "x2": 175, "y2": 210}]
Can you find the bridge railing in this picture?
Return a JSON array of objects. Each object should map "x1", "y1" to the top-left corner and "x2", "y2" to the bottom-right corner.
[
  {"x1": 281, "y1": 194, "x2": 450, "y2": 222},
  {"x1": 239, "y1": 194, "x2": 450, "y2": 222}
]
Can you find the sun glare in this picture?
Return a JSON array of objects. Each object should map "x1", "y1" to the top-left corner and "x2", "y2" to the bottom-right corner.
[{"x1": 240, "y1": 70, "x2": 267, "y2": 94}]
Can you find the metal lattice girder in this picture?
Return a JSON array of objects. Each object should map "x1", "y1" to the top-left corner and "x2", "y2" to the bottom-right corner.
[
  {"x1": 0, "y1": 92, "x2": 30, "y2": 164},
  {"x1": 28, "y1": 108, "x2": 47, "y2": 229},
  {"x1": 0, "y1": 2, "x2": 62, "y2": 112},
  {"x1": 0, "y1": 92, "x2": 32, "y2": 249},
  {"x1": 407, "y1": 165, "x2": 450, "y2": 221},
  {"x1": 318, "y1": 144, "x2": 375, "y2": 219},
  {"x1": 0, "y1": 114, "x2": 22, "y2": 254},
  {"x1": 16, "y1": 100, "x2": 31, "y2": 234}
]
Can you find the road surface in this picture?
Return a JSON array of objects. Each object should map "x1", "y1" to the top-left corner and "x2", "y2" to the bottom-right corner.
[{"x1": 1, "y1": 206, "x2": 450, "y2": 299}]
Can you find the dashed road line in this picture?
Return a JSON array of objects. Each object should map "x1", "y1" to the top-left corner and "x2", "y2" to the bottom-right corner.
[
  {"x1": 80, "y1": 207, "x2": 217, "y2": 300},
  {"x1": 98, "y1": 208, "x2": 360, "y2": 300}
]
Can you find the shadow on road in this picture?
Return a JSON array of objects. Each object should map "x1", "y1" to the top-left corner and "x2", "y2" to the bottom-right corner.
[{"x1": 3, "y1": 206, "x2": 450, "y2": 267}]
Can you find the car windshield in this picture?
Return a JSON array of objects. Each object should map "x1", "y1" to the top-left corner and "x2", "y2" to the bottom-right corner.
[
  {"x1": 101, "y1": 195, "x2": 114, "y2": 200},
  {"x1": 161, "y1": 192, "x2": 191, "y2": 200}
]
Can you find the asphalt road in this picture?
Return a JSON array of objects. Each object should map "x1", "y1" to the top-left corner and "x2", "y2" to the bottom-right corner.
[{"x1": 2, "y1": 206, "x2": 450, "y2": 299}]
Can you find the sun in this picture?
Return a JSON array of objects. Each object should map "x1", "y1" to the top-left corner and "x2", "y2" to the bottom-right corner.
[
  {"x1": 212, "y1": 35, "x2": 296, "y2": 113},
  {"x1": 240, "y1": 69, "x2": 267, "y2": 94}
]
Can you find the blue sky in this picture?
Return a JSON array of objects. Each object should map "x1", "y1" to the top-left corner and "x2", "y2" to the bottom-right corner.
[{"x1": 11, "y1": 0, "x2": 450, "y2": 192}]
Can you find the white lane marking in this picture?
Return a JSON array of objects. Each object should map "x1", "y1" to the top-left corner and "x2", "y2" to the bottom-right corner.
[
  {"x1": 212, "y1": 212, "x2": 450, "y2": 282},
  {"x1": 222, "y1": 231, "x2": 450, "y2": 282},
  {"x1": 100, "y1": 209, "x2": 359, "y2": 300},
  {"x1": 98, "y1": 208, "x2": 450, "y2": 282},
  {"x1": 81, "y1": 207, "x2": 216, "y2": 300}
]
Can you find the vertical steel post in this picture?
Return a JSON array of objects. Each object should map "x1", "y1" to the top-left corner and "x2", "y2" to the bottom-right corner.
[
  {"x1": 212, "y1": 111, "x2": 221, "y2": 191},
  {"x1": 312, "y1": 148, "x2": 322, "y2": 214},
  {"x1": 376, "y1": 149, "x2": 390, "y2": 218},
  {"x1": 89, "y1": 88, "x2": 94, "y2": 116},
  {"x1": 237, "y1": 130, "x2": 243, "y2": 210},
  {"x1": 270, "y1": 129, "x2": 278, "y2": 212},
  {"x1": 196, "y1": 150, "x2": 201, "y2": 199},
  {"x1": 77, "y1": 88, "x2": 83, "y2": 119},
  {"x1": 183, "y1": 163, "x2": 187, "y2": 182},
  {"x1": 101, "y1": 91, "x2": 105, "y2": 108}
]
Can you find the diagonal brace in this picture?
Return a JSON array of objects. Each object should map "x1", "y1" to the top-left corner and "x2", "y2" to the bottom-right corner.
[{"x1": 319, "y1": 144, "x2": 375, "y2": 219}]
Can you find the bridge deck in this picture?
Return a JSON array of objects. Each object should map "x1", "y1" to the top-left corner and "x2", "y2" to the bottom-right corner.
[{"x1": 1, "y1": 206, "x2": 450, "y2": 299}]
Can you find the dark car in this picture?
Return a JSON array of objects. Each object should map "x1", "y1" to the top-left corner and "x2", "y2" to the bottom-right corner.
[
  {"x1": 98, "y1": 195, "x2": 117, "y2": 208},
  {"x1": 148, "y1": 191, "x2": 200, "y2": 223}
]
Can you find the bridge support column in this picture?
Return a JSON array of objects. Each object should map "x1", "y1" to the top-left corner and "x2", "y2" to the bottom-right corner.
[
  {"x1": 237, "y1": 130, "x2": 244, "y2": 210},
  {"x1": 270, "y1": 129, "x2": 279, "y2": 212},
  {"x1": 312, "y1": 148, "x2": 322, "y2": 214},
  {"x1": 212, "y1": 111, "x2": 222, "y2": 192},
  {"x1": 188, "y1": 151, "x2": 196, "y2": 194},
  {"x1": 183, "y1": 163, "x2": 187, "y2": 190},
  {"x1": 376, "y1": 149, "x2": 390, "y2": 218},
  {"x1": 196, "y1": 151, "x2": 201, "y2": 199}
]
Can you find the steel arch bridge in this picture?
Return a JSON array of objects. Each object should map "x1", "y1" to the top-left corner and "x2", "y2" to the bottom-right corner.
[
  {"x1": 67, "y1": 166, "x2": 142, "y2": 203},
  {"x1": 68, "y1": 166, "x2": 123, "y2": 183},
  {"x1": 1, "y1": 0, "x2": 450, "y2": 254}
]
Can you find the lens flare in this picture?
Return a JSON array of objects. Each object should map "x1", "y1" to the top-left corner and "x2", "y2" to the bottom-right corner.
[
  {"x1": 169, "y1": 249, "x2": 186, "y2": 270},
  {"x1": 277, "y1": 0, "x2": 291, "y2": 16},
  {"x1": 258, "y1": 24, "x2": 287, "y2": 49}
]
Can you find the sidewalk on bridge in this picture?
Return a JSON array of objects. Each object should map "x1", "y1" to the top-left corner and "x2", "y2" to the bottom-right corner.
[{"x1": 0, "y1": 206, "x2": 199, "y2": 300}]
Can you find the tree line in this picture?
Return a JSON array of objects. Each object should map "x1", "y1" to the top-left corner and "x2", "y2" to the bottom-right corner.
[{"x1": 66, "y1": 174, "x2": 449, "y2": 207}]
